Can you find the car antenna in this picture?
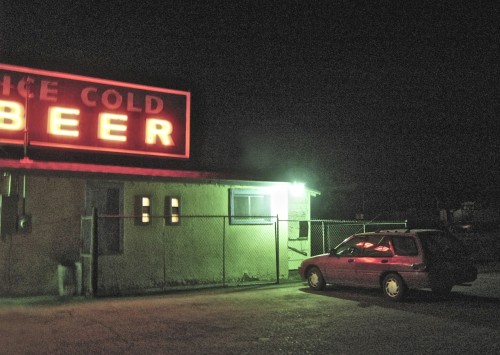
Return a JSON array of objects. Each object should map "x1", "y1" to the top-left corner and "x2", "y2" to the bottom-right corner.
[{"x1": 354, "y1": 213, "x2": 381, "y2": 234}]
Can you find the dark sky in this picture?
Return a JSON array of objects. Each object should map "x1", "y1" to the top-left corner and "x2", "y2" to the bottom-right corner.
[{"x1": 1, "y1": 1, "x2": 499, "y2": 216}]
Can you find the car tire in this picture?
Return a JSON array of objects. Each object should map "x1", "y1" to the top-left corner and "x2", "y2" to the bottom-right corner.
[
  {"x1": 382, "y1": 273, "x2": 407, "y2": 301},
  {"x1": 307, "y1": 267, "x2": 326, "y2": 291}
]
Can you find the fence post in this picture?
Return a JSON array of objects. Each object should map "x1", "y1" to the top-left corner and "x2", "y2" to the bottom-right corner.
[
  {"x1": 222, "y1": 216, "x2": 226, "y2": 287},
  {"x1": 322, "y1": 221, "x2": 326, "y2": 253},
  {"x1": 275, "y1": 215, "x2": 280, "y2": 284},
  {"x1": 91, "y1": 207, "x2": 98, "y2": 297}
]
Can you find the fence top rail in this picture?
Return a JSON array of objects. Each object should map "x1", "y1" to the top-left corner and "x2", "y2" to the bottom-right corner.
[
  {"x1": 82, "y1": 215, "x2": 407, "y2": 224},
  {"x1": 310, "y1": 219, "x2": 407, "y2": 224},
  {"x1": 88, "y1": 214, "x2": 280, "y2": 219}
]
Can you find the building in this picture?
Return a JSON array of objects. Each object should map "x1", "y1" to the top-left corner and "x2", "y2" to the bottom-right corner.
[
  {"x1": 0, "y1": 64, "x2": 318, "y2": 297},
  {"x1": 0, "y1": 160, "x2": 318, "y2": 296}
]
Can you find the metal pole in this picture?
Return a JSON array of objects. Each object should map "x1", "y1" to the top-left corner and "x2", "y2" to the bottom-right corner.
[
  {"x1": 91, "y1": 208, "x2": 99, "y2": 297},
  {"x1": 23, "y1": 76, "x2": 33, "y2": 160},
  {"x1": 222, "y1": 216, "x2": 226, "y2": 287},
  {"x1": 322, "y1": 221, "x2": 326, "y2": 253},
  {"x1": 275, "y1": 215, "x2": 280, "y2": 284}
]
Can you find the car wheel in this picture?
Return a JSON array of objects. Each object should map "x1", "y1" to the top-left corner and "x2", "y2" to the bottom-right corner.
[
  {"x1": 307, "y1": 267, "x2": 326, "y2": 291},
  {"x1": 382, "y1": 273, "x2": 406, "y2": 301},
  {"x1": 432, "y1": 285, "x2": 453, "y2": 298}
]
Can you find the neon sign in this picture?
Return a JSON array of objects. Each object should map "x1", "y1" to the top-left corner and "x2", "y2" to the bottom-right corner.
[{"x1": 0, "y1": 64, "x2": 190, "y2": 158}]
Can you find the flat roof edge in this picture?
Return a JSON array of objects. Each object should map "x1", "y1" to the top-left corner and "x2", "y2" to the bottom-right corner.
[
  {"x1": 0, "y1": 159, "x2": 321, "y2": 194},
  {"x1": 0, "y1": 158, "x2": 232, "y2": 181}
]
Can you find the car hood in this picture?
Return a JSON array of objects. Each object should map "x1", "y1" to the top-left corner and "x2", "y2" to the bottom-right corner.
[{"x1": 302, "y1": 253, "x2": 330, "y2": 264}]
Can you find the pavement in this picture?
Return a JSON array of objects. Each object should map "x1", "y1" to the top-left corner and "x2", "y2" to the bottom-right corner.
[
  {"x1": 0, "y1": 267, "x2": 499, "y2": 354},
  {"x1": 0, "y1": 261, "x2": 498, "y2": 308}
]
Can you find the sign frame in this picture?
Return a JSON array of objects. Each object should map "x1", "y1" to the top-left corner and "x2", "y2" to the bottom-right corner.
[{"x1": 0, "y1": 63, "x2": 190, "y2": 159}]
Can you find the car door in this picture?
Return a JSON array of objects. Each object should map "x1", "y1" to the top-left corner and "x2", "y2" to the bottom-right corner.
[
  {"x1": 355, "y1": 235, "x2": 393, "y2": 287},
  {"x1": 325, "y1": 236, "x2": 365, "y2": 285}
]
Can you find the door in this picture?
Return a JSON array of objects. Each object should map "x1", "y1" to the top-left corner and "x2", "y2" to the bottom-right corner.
[
  {"x1": 355, "y1": 235, "x2": 393, "y2": 287},
  {"x1": 325, "y1": 236, "x2": 365, "y2": 285},
  {"x1": 86, "y1": 181, "x2": 123, "y2": 255}
]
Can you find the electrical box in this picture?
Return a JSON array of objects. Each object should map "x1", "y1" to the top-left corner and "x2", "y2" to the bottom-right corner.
[
  {"x1": 1, "y1": 174, "x2": 11, "y2": 195},
  {"x1": 0, "y1": 195, "x2": 18, "y2": 237}
]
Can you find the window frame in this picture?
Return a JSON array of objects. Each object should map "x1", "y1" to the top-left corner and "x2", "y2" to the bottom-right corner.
[
  {"x1": 229, "y1": 188, "x2": 272, "y2": 225},
  {"x1": 134, "y1": 195, "x2": 152, "y2": 226},
  {"x1": 165, "y1": 196, "x2": 181, "y2": 225}
]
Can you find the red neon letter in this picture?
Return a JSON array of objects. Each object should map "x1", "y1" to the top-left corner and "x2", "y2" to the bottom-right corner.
[
  {"x1": 81, "y1": 87, "x2": 97, "y2": 107},
  {"x1": 40, "y1": 80, "x2": 58, "y2": 102},
  {"x1": 16, "y1": 77, "x2": 35, "y2": 99},
  {"x1": 0, "y1": 75, "x2": 12, "y2": 96},
  {"x1": 145, "y1": 118, "x2": 174, "y2": 146},
  {"x1": 0, "y1": 100, "x2": 24, "y2": 131},
  {"x1": 98, "y1": 113, "x2": 127, "y2": 142},
  {"x1": 102, "y1": 89, "x2": 123, "y2": 110},
  {"x1": 47, "y1": 107, "x2": 80, "y2": 137},
  {"x1": 126, "y1": 92, "x2": 142, "y2": 112},
  {"x1": 145, "y1": 95, "x2": 163, "y2": 114}
]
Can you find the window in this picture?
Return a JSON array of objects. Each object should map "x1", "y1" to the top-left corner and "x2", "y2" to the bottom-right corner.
[
  {"x1": 135, "y1": 195, "x2": 152, "y2": 225},
  {"x1": 392, "y1": 237, "x2": 418, "y2": 256},
  {"x1": 335, "y1": 237, "x2": 365, "y2": 256},
  {"x1": 165, "y1": 196, "x2": 181, "y2": 225},
  {"x1": 229, "y1": 188, "x2": 272, "y2": 224},
  {"x1": 362, "y1": 235, "x2": 393, "y2": 257}
]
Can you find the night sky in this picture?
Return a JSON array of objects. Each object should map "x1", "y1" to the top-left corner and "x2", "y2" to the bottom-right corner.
[{"x1": 1, "y1": 1, "x2": 499, "y2": 218}]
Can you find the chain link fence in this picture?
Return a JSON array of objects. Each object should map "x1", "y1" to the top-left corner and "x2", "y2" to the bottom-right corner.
[
  {"x1": 80, "y1": 214, "x2": 406, "y2": 296},
  {"x1": 308, "y1": 220, "x2": 408, "y2": 256},
  {"x1": 80, "y1": 213, "x2": 280, "y2": 296}
]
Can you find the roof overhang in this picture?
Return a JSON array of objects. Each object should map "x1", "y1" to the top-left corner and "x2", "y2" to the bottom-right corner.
[
  {"x1": 0, "y1": 158, "x2": 230, "y2": 181},
  {"x1": 0, "y1": 158, "x2": 321, "y2": 195}
]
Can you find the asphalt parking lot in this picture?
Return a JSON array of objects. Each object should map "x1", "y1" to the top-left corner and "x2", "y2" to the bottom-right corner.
[{"x1": 1, "y1": 269, "x2": 499, "y2": 354}]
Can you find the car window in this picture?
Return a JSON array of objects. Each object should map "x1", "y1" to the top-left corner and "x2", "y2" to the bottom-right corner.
[
  {"x1": 418, "y1": 231, "x2": 466, "y2": 258},
  {"x1": 362, "y1": 235, "x2": 393, "y2": 257},
  {"x1": 335, "y1": 237, "x2": 365, "y2": 256},
  {"x1": 392, "y1": 236, "x2": 419, "y2": 256}
]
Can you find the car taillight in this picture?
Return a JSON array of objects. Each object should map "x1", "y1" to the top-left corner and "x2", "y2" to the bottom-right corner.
[{"x1": 411, "y1": 263, "x2": 427, "y2": 271}]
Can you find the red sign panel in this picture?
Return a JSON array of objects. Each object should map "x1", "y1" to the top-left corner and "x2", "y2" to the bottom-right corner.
[{"x1": 0, "y1": 64, "x2": 190, "y2": 158}]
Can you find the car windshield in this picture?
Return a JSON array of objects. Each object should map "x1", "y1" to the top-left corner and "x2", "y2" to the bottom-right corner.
[{"x1": 418, "y1": 231, "x2": 467, "y2": 259}]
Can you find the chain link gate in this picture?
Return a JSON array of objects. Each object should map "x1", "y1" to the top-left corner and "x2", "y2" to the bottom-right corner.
[{"x1": 80, "y1": 213, "x2": 281, "y2": 296}]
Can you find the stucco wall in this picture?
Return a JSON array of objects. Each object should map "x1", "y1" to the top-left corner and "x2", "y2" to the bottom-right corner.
[
  {"x1": 0, "y1": 176, "x2": 85, "y2": 296},
  {"x1": 97, "y1": 181, "x2": 291, "y2": 294},
  {"x1": 287, "y1": 191, "x2": 313, "y2": 269},
  {"x1": 0, "y1": 174, "x2": 312, "y2": 296}
]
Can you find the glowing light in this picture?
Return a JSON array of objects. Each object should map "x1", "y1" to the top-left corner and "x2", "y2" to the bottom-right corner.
[
  {"x1": 98, "y1": 113, "x2": 127, "y2": 142},
  {"x1": 47, "y1": 107, "x2": 80, "y2": 137},
  {"x1": 145, "y1": 118, "x2": 174, "y2": 146},
  {"x1": 0, "y1": 64, "x2": 191, "y2": 158},
  {"x1": 142, "y1": 197, "x2": 150, "y2": 223},
  {"x1": 171, "y1": 197, "x2": 179, "y2": 223},
  {"x1": 290, "y1": 182, "x2": 305, "y2": 197},
  {"x1": 0, "y1": 100, "x2": 24, "y2": 130}
]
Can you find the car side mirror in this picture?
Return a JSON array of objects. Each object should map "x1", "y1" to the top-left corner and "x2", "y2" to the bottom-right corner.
[{"x1": 329, "y1": 248, "x2": 337, "y2": 256}]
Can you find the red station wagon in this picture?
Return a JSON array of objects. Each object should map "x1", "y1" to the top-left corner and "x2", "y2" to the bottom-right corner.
[{"x1": 298, "y1": 229, "x2": 478, "y2": 301}]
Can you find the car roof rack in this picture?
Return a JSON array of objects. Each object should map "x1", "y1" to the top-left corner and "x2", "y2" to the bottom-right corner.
[{"x1": 375, "y1": 229, "x2": 411, "y2": 234}]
